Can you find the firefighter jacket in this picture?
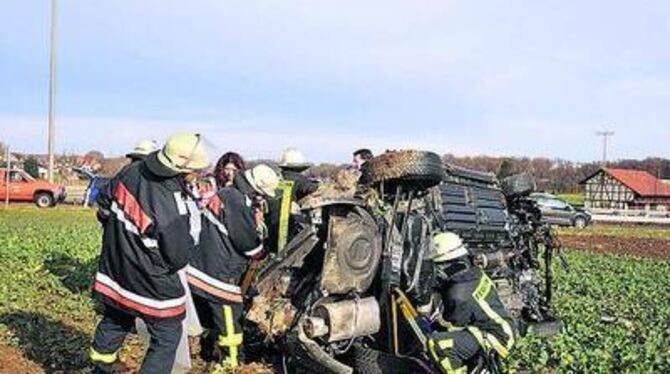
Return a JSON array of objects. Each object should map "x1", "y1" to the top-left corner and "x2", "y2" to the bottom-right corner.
[
  {"x1": 93, "y1": 160, "x2": 199, "y2": 320},
  {"x1": 434, "y1": 265, "x2": 517, "y2": 359},
  {"x1": 279, "y1": 169, "x2": 318, "y2": 201},
  {"x1": 186, "y1": 187, "x2": 263, "y2": 304},
  {"x1": 231, "y1": 172, "x2": 258, "y2": 206}
]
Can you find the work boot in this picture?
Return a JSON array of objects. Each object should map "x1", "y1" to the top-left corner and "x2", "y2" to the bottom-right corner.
[
  {"x1": 92, "y1": 361, "x2": 130, "y2": 374},
  {"x1": 199, "y1": 332, "x2": 219, "y2": 362}
]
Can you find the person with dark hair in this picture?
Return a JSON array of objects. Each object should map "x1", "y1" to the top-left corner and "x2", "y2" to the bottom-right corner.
[
  {"x1": 214, "y1": 152, "x2": 246, "y2": 187},
  {"x1": 352, "y1": 148, "x2": 374, "y2": 186}
]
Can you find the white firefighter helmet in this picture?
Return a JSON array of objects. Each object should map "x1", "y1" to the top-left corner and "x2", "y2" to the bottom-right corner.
[
  {"x1": 430, "y1": 232, "x2": 469, "y2": 263},
  {"x1": 244, "y1": 164, "x2": 280, "y2": 198},
  {"x1": 126, "y1": 139, "x2": 158, "y2": 159},
  {"x1": 278, "y1": 148, "x2": 311, "y2": 170},
  {"x1": 156, "y1": 133, "x2": 211, "y2": 174}
]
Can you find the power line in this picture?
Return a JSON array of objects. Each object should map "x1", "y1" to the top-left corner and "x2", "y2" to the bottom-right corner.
[{"x1": 595, "y1": 130, "x2": 615, "y2": 166}]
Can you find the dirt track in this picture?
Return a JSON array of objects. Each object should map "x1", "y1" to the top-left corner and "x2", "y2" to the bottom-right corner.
[
  {"x1": 0, "y1": 343, "x2": 43, "y2": 374},
  {"x1": 559, "y1": 234, "x2": 670, "y2": 260}
]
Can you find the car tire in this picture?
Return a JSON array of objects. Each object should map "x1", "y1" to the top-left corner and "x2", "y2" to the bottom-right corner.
[
  {"x1": 573, "y1": 216, "x2": 587, "y2": 229},
  {"x1": 341, "y1": 343, "x2": 429, "y2": 374},
  {"x1": 34, "y1": 192, "x2": 55, "y2": 208},
  {"x1": 369, "y1": 150, "x2": 445, "y2": 192}
]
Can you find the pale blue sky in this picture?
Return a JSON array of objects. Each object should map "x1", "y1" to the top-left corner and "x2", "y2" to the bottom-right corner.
[{"x1": 1, "y1": 0, "x2": 668, "y2": 162}]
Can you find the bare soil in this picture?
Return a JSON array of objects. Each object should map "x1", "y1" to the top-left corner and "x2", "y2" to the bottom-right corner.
[
  {"x1": 559, "y1": 234, "x2": 670, "y2": 260},
  {"x1": 0, "y1": 343, "x2": 43, "y2": 374}
]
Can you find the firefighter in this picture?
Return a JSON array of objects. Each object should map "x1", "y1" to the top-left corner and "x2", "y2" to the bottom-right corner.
[
  {"x1": 277, "y1": 148, "x2": 319, "y2": 201},
  {"x1": 125, "y1": 139, "x2": 159, "y2": 162},
  {"x1": 232, "y1": 164, "x2": 280, "y2": 239},
  {"x1": 232, "y1": 164, "x2": 278, "y2": 204},
  {"x1": 352, "y1": 148, "x2": 374, "y2": 186},
  {"x1": 424, "y1": 232, "x2": 517, "y2": 374},
  {"x1": 90, "y1": 133, "x2": 209, "y2": 373},
  {"x1": 187, "y1": 173, "x2": 264, "y2": 367}
]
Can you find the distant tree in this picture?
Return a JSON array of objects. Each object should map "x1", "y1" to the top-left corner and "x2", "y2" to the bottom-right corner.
[
  {"x1": 247, "y1": 159, "x2": 279, "y2": 170},
  {"x1": 100, "y1": 157, "x2": 129, "y2": 177},
  {"x1": 308, "y1": 163, "x2": 344, "y2": 181},
  {"x1": 84, "y1": 150, "x2": 104, "y2": 163},
  {"x1": 497, "y1": 158, "x2": 517, "y2": 179},
  {"x1": 23, "y1": 156, "x2": 40, "y2": 178}
]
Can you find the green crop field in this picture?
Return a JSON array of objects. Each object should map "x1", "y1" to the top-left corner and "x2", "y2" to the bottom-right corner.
[
  {"x1": 1, "y1": 208, "x2": 669, "y2": 373},
  {"x1": 557, "y1": 193, "x2": 585, "y2": 207}
]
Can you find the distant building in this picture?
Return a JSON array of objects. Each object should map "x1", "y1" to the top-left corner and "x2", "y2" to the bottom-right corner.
[{"x1": 580, "y1": 168, "x2": 670, "y2": 211}]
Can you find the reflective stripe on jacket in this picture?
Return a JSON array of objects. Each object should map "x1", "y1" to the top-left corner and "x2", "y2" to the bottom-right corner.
[{"x1": 94, "y1": 160, "x2": 198, "y2": 320}]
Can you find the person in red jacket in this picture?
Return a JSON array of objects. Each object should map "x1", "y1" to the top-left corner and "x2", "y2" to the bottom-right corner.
[{"x1": 90, "y1": 133, "x2": 210, "y2": 373}]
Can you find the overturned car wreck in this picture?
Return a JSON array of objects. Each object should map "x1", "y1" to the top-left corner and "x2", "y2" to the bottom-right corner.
[{"x1": 244, "y1": 150, "x2": 566, "y2": 373}]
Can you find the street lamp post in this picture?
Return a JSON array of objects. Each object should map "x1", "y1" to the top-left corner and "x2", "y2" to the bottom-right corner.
[
  {"x1": 5, "y1": 146, "x2": 10, "y2": 208},
  {"x1": 47, "y1": 0, "x2": 58, "y2": 182}
]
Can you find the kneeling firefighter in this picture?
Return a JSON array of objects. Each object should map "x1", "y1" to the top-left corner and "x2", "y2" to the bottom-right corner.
[
  {"x1": 423, "y1": 232, "x2": 517, "y2": 374},
  {"x1": 187, "y1": 164, "x2": 267, "y2": 367}
]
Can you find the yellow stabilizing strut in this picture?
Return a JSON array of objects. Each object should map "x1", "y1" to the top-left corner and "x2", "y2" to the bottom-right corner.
[
  {"x1": 277, "y1": 180, "x2": 294, "y2": 252},
  {"x1": 219, "y1": 305, "x2": 243, "y2": 368},
  {"x1": 392, "y1": 288, "x2": 428, "y2": 348}
]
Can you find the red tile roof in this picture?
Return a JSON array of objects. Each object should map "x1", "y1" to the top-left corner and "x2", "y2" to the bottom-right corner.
[{"x1": 603, "y1": 168, "x2": 670, "y2": 197}]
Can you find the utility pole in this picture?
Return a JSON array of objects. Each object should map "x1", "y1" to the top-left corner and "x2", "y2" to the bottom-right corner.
[
  {"x1": 47, "y1": 0, "x2": 58, "y2": 182},
  {"x1": 596, "y1": 130, "x2": 615, "y2": 166}
]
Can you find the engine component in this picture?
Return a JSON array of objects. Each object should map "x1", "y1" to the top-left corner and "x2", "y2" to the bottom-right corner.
[
  {"x1": 494, "y1": 278, "x2": 524, "y2": 320},
  {"x1": 311, "y1": 297, "x2": 381, "y2": 343},
  {"x1": 474, "y1": 250, "x2": 515, "y2": 270},
  {"x1": 248, "y1": 227, "x2": 320, "y2": 337},
  {"x1": 321, "y1": 207, "x2": 382, "y2": 295},
  {"x1": 370, "y1": 150, "x2": 446, "y2": 192},
  {"x1": 297, "y1": 322, "x2": 354, "y2": 374},
  {"x1": 438, "y1": 164, "x2": 512, "y2": 249},
  {"x1": 303, "y1": 316, "x2": 329, "y2": 339},
  {"x1": 501, "y1": 172, "x2": 537, "y2": 197}
]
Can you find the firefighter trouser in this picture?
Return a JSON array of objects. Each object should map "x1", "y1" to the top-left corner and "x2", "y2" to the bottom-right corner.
[
  {"x1": 90, "y1": 306, "x2": 182, "y2": 374},
  {"x1": 428, "y1": 330, "x2": 481, "y2": 374},
  {"x1": 193, "y1": 293, "x2": 244, "y2": 367}
]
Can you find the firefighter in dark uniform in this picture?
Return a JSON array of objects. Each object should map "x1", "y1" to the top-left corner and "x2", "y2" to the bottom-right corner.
[
  {"x1": 232, "y1": 164, "x2": 280, "y2": 239},
  {"x1": 232, "y1": 164, "x2": 278, "y2": 205},
  {"x1": 125, "y1": 139, "x2": 158, "y2": 163},
  {"x1": 187, "y1": 184, "x2": 264, "y2": 367},
  {"x1": 277, "y1": 148, "x2": 319, "y2": 201},
  {"x1": 422, "y1": 232, "x2": 517, "y2": 374},
  {"x1": 273, "y1": 149, "x2": 318, "y2": 251},
  {"x1": 90, "y1": 133, "x2": 210, "y2": 373}
]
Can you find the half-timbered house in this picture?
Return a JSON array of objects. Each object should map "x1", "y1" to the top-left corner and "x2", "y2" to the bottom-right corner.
[{"x1": 580, "y1": 168, "x2": 670, "y2": 210}]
